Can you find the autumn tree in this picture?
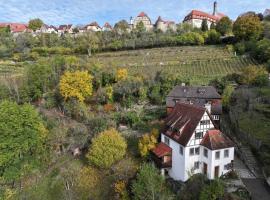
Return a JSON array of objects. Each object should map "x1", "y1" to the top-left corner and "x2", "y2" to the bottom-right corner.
[
  {"x1": 28, "y1": 18, "x2": 43, "y2": 31},
  {"x1": 0, "y1": 101, "x2": 47, "y2": 181},
  {"x1": 136, "y1": 21, "x2": 146, "y2": 33},
  {"x1": 116, "y1": 68, "x2": 128, "y2": 81},
  {"x1": 132, "y1": 163, "x2": 174, "y2": 200},
  {"x1": 114, "y1": 20, "x2": 129, "y2": 34},
  {"x1": 59, "y1": 70, "x2": 93, "y2": 102},
  {"x1": 201, "y1": 19, "x2": 209, "y2": 32},
  {"x1": 86, "y1": 128, "x2": 127, "y2": 168},
  {"x1": 138, "y1": 128, "x2": 159, "y2": 157},
  {"x1": 233, "y1": 14, "x2": 263, "y2": 40},
  {"x1": 222, "y1": 85, "x2": 234, "y2": 109},
  {"x1": 241, "y1": 65, "x2": 268, "y2": 86},
  {"x1": 216, "y1": 17, "x2": 233, "y2": 36}
]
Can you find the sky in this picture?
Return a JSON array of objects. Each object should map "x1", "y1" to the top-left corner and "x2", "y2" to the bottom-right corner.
[{"x1": 0, "y1": 0, "x2": 268, "y2": 26}]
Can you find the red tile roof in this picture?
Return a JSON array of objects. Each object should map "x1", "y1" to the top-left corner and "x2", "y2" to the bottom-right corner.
[
  {"x1": 200, "y1": 129, "x2": 234, "y2": 150},
  {"x1": 184, "y1": 10, "x2": 226, "y2": 22},
  {"x1": 0, "y1": 23, "x2": 28, "y2": 33},
  {"x1": 152, "y1": 142, "x2": 172, "y2": 158},
  {"x1": 164, "y1": 103, "x2": 213, "y2": 146},
  {"x1": 138, "y1": 12, "x2": 148, "y2": 17}
]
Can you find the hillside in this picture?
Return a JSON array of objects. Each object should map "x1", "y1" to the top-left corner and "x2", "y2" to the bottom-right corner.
[{"x1": 90, "y1": 46, "x2": 259, "y2": 85}]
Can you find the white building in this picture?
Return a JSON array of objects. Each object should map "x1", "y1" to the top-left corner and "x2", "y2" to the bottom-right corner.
[
  {"x1": 58, "y1": 24, "x2": 74, "y2": 34},
  {"x1": 183, "y1": 1, "x2": 226, "y2": 29},
  {"x1": 85, "y1": 22, "x2": 102, "y2": 32},
  {"x1": 151, "y1": 103, "x2": 234, "y2": 182},
  {"x1": 37, "y1": 24, "x2": 57, "y2": 34},
  {"x1": 102, "y1": 22, "x2": 113, "y2": 31},
  {"x1": 155, "y1": 16, "x2": 177, "y2": 32},
  {"x1": 131, "y1": 12, "x2": 153, "y2": 31}
]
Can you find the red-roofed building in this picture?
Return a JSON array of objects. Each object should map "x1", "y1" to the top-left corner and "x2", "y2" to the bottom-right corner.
[
  {"x1": 85, "y1": 21, "x2": 101, "y2": 32},
  {"x1": 155, "y1": 16, "x2": 177, "y2": 32},
  {"x1": 151, "y1": 103, "x2": 234, "y2": 182},
  {"x1": 58, "y1": 24, "x2": 74, "y2": 34},
  {"x1": 131, "y1": 11, "x2": 153, "y2": 31},
  {"x1": 183, "y1": 1, "x2": 226, "y2": 28},
  {"x1": 0, "y1": 23, "x2": 30, "y2": 34}
]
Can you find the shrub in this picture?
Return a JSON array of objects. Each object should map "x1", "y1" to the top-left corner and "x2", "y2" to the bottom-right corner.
[
  {"x1": 199, "y1": 179, "x2": 225, "y2": 200},
  {"x1": 86, "y1": 128, "x2": 127, "y2": 168},
  {"x1": 176, "y1": 32, "x2": 205, "y2": 45}
]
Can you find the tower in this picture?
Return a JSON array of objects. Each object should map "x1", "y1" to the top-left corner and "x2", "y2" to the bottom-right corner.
[{"x1": 213, "y1": 1, "x2": 217, "y2": 16}]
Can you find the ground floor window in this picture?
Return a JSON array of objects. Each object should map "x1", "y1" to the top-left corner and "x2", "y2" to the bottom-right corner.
[{"x1": 194, "y1": 161, "x2": 200, "y2": 169}]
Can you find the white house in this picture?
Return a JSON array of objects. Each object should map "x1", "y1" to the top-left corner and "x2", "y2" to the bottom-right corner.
[
  {"x1": 183, "y1": 1, "x2": 226, "y2": 29},
  {"x1": 102, "y1": 22, "x2": 113, "y2": 31},
  {"x1": 58, "y1": 24, "x2": 74, "y2": 34},
  {"x1": 37, "y1": 24, "x2": 57, "y2": 34},
  {"x1": 151, "y1": 103, "x2": 234, "y2": 182},
  {"x1": 131, "y1": 12, "x2": 153, "y2": 31},
  {"x1": 85, "y1": 22, "x2": 102, "y2": 32}
]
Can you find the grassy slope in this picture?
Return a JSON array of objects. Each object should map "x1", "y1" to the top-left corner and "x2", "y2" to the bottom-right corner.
[{"x1": 89, "y1": 45, "x2": 259, "y2": 85}]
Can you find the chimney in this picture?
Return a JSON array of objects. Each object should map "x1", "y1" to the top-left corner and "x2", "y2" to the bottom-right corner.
[{"x1": 213, "y1": 1, "x2": 217, "y2": 16}]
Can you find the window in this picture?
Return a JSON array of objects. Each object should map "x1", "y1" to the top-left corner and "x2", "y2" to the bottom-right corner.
[
  {"x1": 224, "y1": 149, "x2": 229, "y2": 158},
  {"x1": 204, "y1": 148, "x2": 208, "y2": 158},
  {"x1": 194, "y1": 161, "x2": 200, "y2": 169},
  {"x1": 164, "y1": 136, "x2": 170, "y2": 146},
  {"x1": 224, "y1": 163, "x2": 232, "y2": 170},
  {"x1": 195, "y1": 132, "x2": 203, "y2": 139},
  {"x1": 215, "y1": 151, "x2": 220, "y2": 160},
  {"x1": 179, "y1": 145, "x2": 183, "y2": 155},
  {"x1": 200, "y1": 120, "x2": 210, "y2": 125},
  {"x1": 195, "y1": 147, "x2": 200, "y2": 155},
  {"x1": 190, "y1": 148, "x2": 194, "y2": 156}
]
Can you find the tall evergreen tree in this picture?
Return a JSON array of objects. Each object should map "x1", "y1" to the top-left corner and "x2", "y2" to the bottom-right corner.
[{"x1": 201, "y1": 19, "x2": 209, "y2": 32}]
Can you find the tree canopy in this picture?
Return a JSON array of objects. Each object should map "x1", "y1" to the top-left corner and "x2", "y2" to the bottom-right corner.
[
  {"x1": 0, "y1": 101, "x2": 47, "y2": 181},
  {"x1": 201, "y1": 19, "x2": 209, "y2": 32},
  {"x1": 86, "y1": 128, "x2": 127, "y2": 168},
  {"x1": 233, "y1": 14, "x2": 263, "y2": 40},
  {"x1": 216, "y1": 17, "x2": 233, "y2": 36},
  {"x1": 28, "y1": 18, "x2": 43, "y2": 31},
  {"x1": 59, "y1": 70, "x2": 93, "y2": 102}
]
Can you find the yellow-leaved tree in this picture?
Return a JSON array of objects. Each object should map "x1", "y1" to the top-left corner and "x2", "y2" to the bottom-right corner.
[
  {"x1": 116, "y1": 68, "x2": 128, "y2": 81},
  {"x1": 138, "y1": 128, "x2": 159, "y2": 157},
  {"x1": 59, "y1": 70, "x2": 93, "y2": 102}
]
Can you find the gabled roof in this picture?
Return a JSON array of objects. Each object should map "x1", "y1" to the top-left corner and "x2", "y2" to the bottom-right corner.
[
  {"x1": 167, "y1": 86, "x2": 221, "y2": 99},
  {"x1": 163, "y1": 103, "x2": 211, "y2": 146},
  {"x1": 87, "y1": 21, "x2": 101, "y2": 28},
  {"x1": 0, "y1": 23, "x2": 28, "y2": 33},
  {"x1": 103, "y1": 22, "x2": 112, "y2": 29},
  {"x1": 152, "y1": 142, "x2": 172, "y2": 157},
  {"x1": 155, "y1": 16, "x2": 175, "y2": 26},
  {"x1": 58, "y1": 24, "x2": 73, "y2": 30},
  {"x1": 138, "y1": 12, "x2": 148, "y2": 18},
  {"x1": 200, "y1": 129, "x2": 234, "y2": 150},
  {"x1": 184, "y1": 10, "x2": 225, "y2": 22}
]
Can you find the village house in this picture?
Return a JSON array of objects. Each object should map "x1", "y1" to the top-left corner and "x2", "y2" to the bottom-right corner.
[
  {"x1": 155, "y1": 16, "x2": 177, "y2": 32},
  {"x1": 0, "y1": 23, "x2": 30, "y2": 34},
  {"x1": 102, "y1": 22, "x2": 113, "y2": 31},
  {"x1": 183, "y1": 1, "x2": 226, "y2": 28},
  {"x1": 151, "y1": 103, "x2": 234, "y2": 182},
  {"x1": 264, "y1": 9, "x2": 270, "y2": 17},
  {"x1": 166, "y1": 85, "x2": 222, "y2": 123},
  {"x1": 36, "y1": 24, "x2": 57, "y2": 34},
  {"x1": 85, "y1": 22, "x2": 102, "y2": 32},
  {"x1": 131, "y1": 12, "x2": 154, "y2": 31},
  {"x1": 58, "y1": 24, "x2": 74, "y2": 34}
]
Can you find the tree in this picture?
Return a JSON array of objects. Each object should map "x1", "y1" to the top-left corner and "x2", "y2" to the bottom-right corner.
[
  {"x1": 216, "y1": 17, "x2": 233, "y2": 36},
  {"x1": 233, "y1": 14, "x2": 263, "y2": 40},
  {"x1": 114, "y1": 20, "x2": 129, "y2": 34},
  {"x1": 210, "y1": 22, "x2": 216, "y2": 30},
  {"x1": 132, "y1": 163, "x2": 174, "y2": 200},
  {"x1": 205, "y1": 30, "x2": 221, "y2": 44},
  {"x1": 116, "y1": 68, "x2": 128, "y2": 81},
  {"x1": 59, "y1": 70, "x2": 93, "y2": 102},
  {"x1": 199, "y1": 179, "x2": 225, "y2": 200},
  {"x1": 136, "y1": 21, "x2": 146, "y2": 33},
  {"x1": 86, "y1": 128, "x2": 127, "y2": 168},
  {"x1": 138, "y1": 129, "x2": 159, "y2": 157},
  {"x1": 28, "y1": 18, "x2": 43, "y2": 31},
  {"x1": 241, "y1": 65, "x2": 268, "y2": 86},
  {"x1": 222, "y1": 85, "x2": 234, "y2": 109},
  {"x1": 0, "y1": 101, "x2": 47, "y2": 181},
  {"x1": 201, "y1": 19, "x2": 209, "y2": 32}
]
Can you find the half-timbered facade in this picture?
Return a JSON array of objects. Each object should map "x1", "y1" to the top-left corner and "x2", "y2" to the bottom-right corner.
[{"x1": 151, "y1": 103, "x2": 234, "y2": 182}]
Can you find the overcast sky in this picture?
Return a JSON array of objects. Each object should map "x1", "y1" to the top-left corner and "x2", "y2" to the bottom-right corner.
[{"x1": 0, "y1": 0, "x2": 268, "y2": 26}]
